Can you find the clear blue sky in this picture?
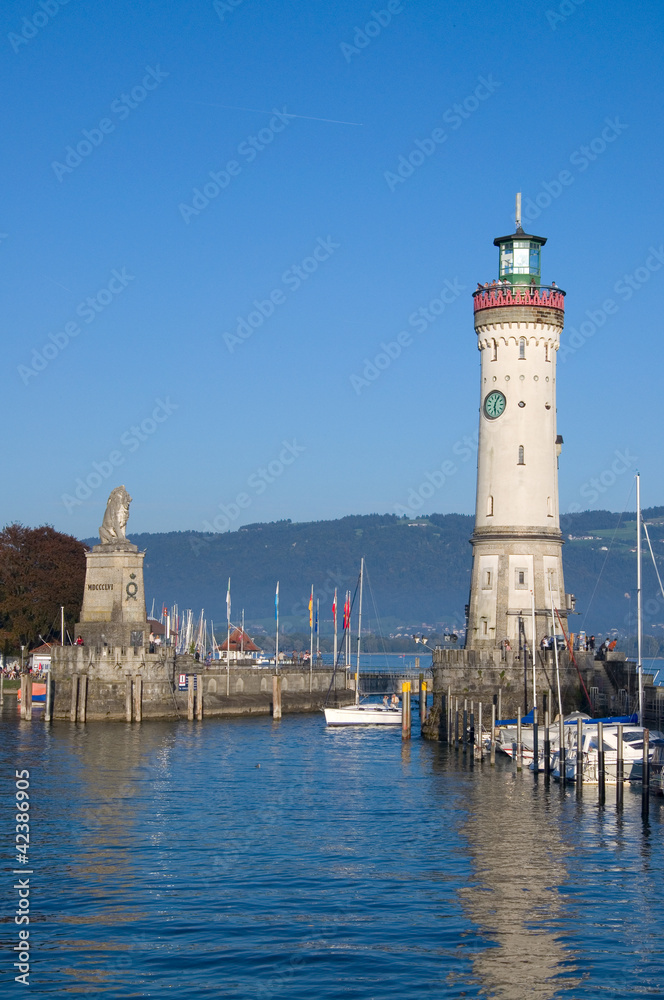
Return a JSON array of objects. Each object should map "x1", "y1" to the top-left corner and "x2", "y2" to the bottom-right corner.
[{"x1": 3, "y1": 0, "x2": 663, "y2": 539}]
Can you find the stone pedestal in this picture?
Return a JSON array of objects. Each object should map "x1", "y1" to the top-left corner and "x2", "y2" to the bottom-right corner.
[{"x1": 77, "y1": 541, "x2": 147, "y2": 647}]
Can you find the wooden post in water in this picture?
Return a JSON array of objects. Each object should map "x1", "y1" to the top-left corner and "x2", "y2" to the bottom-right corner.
[
  {"x1": 1, "y1": 671, "x2": 4, "y2": 705},
  {"x1": 20, "y1": 674, "x2": 28, "y2": 720},
  {"x1": 134, "y1": 675, "x2": 142, "y2": 723},
  {"x1": 597, "y1": 720, "x2": 605, "y2": 804},
  {"x1": 401, "y1": 681, "x2": 411, "y2": 740},
  {"x1": 559, "y1": 715, "x2": 566, "y2": 786},
  {"x1": 642, "y1": 728, "x2": 650, "y2": 820},
  {"x1": 478, "y1": 702, "x2": 483, "y2": 760},
  {"x1": 616, "y1": 723, "x2": 624, "y2": 811},
  {"x1": 419, "y1": 680, "x2": 427, "y2": 724},
  {"x1": 516, "y1": 708, "x2": 522, "y2": 771},
  {"x1": 44, "y1": 671, "x2": 52, "y2": 723},
  {"x1": 462, "y1": 700, "x2": 468, "y2": 752},
  {"x1": 455, "y1": 698, "x2": 459, "y2": 749},
  {"x1": 70, "y1": 674, "x2": 79, "y2": 723},
  {"x1": 576, "y1": 717, "x2": 583, "y2": 797},
  {"x1": 272, "y1": 674, "x2": 282, "y2": 719},
  {"x1": 187, "y1": 675, "x2": 195, "y2": 721},
  {"x1": 497, "y1": 689, "x2": 502, "y2": 723},
  {"x1": 490, "y1": 704, "x2": 496, "y2": 765},
  {"x1": 469, "y1": 702, "x2": 475, "y2": 753},
  {"x1": 532, "y1": 704, "x2": 539, "y2": 774},
  {"x1": 544, "y1": 708, "x2": 551, "y2": 776},
  {"x1": 78, "y1": 674, "x2": 88, "y2": 724},
  {"x1": 25, "y1": 679, "x2": 33, "y2": 722},
  {"x1": 447, "y1": 686, "x2": 452, "y2": 744},
  {"x1": 196, "y1": 674, "x2": 203, "y2": 721},
  {"x1": 125, "y1": 676, "x2": 132, "y2": 722}
]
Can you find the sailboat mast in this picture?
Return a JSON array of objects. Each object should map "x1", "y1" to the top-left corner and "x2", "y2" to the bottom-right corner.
[
  {"x1": 355, "y1": 557, "x2": 364, "y2": 706},
  {"x1": 550, "y1": 583, "x2": 562, "y2": 718},
  {"x1": 637, "y1": 472, "x2": 643, "y2": 724}
]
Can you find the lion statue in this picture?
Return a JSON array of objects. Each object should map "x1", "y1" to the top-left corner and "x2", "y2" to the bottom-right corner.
[{"x1": 99, "y1": 486, "x2": 132, "y2": 544}]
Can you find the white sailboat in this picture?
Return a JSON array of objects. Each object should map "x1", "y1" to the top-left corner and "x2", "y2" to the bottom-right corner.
[{"x1": 323, "y1": 558, "x2": 402, "y2": 726}]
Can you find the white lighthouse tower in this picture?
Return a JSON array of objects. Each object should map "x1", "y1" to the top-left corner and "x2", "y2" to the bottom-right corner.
[{"x1": 466, "y1": 195, "x2": 574, "y2": 651}]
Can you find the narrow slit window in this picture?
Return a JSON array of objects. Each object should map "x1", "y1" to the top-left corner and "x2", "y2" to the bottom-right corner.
[
  {"x1": 519, "y1": 338, "x2": 526, "y2": 359},
  {"x1": 492, "y1": 340, "x2": 498, "y2": 361},
  {"x1": 518, "y1": 445, "x2": 525, "y2": 465},
  {"x1": 482, "y1": 619, "x2": 488, "y2": 636},
  {"x1": 545, "y1": 342, "x2": 550, "y2": 362},
  {"x1": 547, "y1": 495, "x2": 553, "y2": 516},
  {"x1": 484, "y1": 570, "x2": 492, "y2": 588},
  {"x1": 487, "y1": 494, "x2": 494, "y2": 516}
]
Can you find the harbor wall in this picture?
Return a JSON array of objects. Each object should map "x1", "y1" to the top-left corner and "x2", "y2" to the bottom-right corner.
[
  {"x1": 48, "y1": 646, "x2": 352, "y2": 721},
  {"x1": 422, "y1": 646, "x2": 636, "y2": 741}
]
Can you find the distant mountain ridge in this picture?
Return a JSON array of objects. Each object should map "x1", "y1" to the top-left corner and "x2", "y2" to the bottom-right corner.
[{"x1": 84, "y1": 508, "x2": 664, "y2": 636}]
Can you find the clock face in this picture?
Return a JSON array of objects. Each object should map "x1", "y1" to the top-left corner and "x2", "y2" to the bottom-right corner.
[{"x1": 484, "y1": 390, "x2": 506, "y2": 419}]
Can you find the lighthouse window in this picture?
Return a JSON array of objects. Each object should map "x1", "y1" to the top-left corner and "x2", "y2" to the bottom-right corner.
[
  {"x1": 519, "y1": 338, "x2": 526, "y2": 359},
  {"x1": 518, "y1": 445, "x2": 525, "y2": 465},
  {"x1": 515, "y1": 569, "x2": 528, "y2": 590},
  {"x1": 547, "y1": 496, "x2": 553, "y2": 516},
  {"x1": 487, "y1": 495, "x2": 494, "y2": 516},
  {"x1": 484, "y1": 570, "x2": 492, "y2": 588},
  {"x1": 481, "y1": 619, "x2": 488, "y2": 636},
  {"x1": 545, "y1": 343, "x2": 550, "y2": 362},
  {"x1": 492, "y1": 340, "x2": 497, "y2": 361},
  {"x1": 513, "y1": 242, "x2": 530, "y2": 273}
]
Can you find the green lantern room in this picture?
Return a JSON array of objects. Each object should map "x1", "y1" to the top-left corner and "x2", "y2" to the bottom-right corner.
[{"x1": 493, "y1": 193, "x2": 546, "y2": 287}]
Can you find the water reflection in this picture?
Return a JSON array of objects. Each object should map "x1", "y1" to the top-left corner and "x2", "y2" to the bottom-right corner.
[{"x1": 455, "y1": 758, "x2": 580, "y2": 998}]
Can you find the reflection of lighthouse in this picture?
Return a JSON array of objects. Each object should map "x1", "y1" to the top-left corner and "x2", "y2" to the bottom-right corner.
[{"x1": 466, "y1": 195, "x2": 574, "y2": 651}]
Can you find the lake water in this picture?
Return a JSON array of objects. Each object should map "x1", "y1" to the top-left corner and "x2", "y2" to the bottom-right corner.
[{"x1": 2, "y1": 704, "x2": 664, "y2": 998}]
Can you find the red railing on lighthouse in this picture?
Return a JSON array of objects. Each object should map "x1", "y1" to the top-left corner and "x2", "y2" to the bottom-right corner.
[{"x1": 473, "y1": 284, "x2": 565, "y2": 313}]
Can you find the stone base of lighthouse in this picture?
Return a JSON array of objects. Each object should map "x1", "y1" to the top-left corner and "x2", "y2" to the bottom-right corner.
[{"x1": 466, "y1": 527, "x2": 571, "y2": 651}]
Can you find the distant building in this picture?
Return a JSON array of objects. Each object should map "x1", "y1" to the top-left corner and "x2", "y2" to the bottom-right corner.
[{"x1": 217, "y1": 628, "x2": 261, "y2": 661}]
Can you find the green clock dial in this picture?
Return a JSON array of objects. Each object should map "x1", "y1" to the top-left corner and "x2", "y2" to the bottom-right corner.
[{"x1": 484, "y1": 390, "x2": 506, "y2": 419}]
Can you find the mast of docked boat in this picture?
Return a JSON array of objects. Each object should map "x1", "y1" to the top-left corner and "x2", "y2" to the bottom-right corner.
[
  {"x1": 637, "y1": 472, "x2": 643, "y2": 725},
  {"x1": 333, "y1": 588, "x2": 338, "y2": 668},
  {"x1": 530, "y1": 588, "x2": 537, "y2": 714},
  {"x1": 550, "y1": 582, "x2": 563, "y2": 718},
  {"x1": 355, "y1": 558, "x2": 364, "y2": 707}
]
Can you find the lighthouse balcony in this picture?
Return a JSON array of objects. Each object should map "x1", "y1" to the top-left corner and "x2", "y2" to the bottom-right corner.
[{"x1": 473, "y1": 283, "x2": 565, "y2": 313}]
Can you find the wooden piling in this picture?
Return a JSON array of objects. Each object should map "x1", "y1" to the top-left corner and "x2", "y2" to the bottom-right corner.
[
  {"x1": 559, "y1": 715, "x2": 566, "y2": 785},
  {"x1": 401, "y1": 681, "x2": 411, "y2": 740},
  {"x1": 462, "y1": 700, "x2": 468, "y2": 752},
  {"x1": 134, "y1": 675, "x2": 142, "y2": 723},
  {"x1": 70, "y1": 674, "x2": 79, "y2": 723},
  {"x1": 544, "y1": 708, "x2": 551, "y2": 776},
  {"x1": 187, "y1": 675, "x2": 195, "y2": 721},
  {"x1": 576, "y1": 717, "x2": 583, "y2": 796},
  {"x1": 490, "y1": 703, "x2": 496, "y2": 765},
  {"x1": 597, "y1": 720, "x2": 605, "y2": 804},
  {"x1": 196, "y1": 675, "x2": 203, "y2": 720},
  {"x1": 455, "y1": 698, "x2": 459, "y2": 749},
  {"x1": 642, "y1": 729, "x2": 650, "y2": 820},
  {"x1": 25, "y1": 679, "x2": 33, "y2": 722},
  {"x1": 532, "y1": 704, "x2": 539, "y2": 773},
  {"x1": 78, "y1": 674, "x2": 88, "y2": 724},
  {"x1": 516, "y1": 708, "x2": 522, "y2": 771},
  {"x1": 616, "y1": 722, "x2": 624, "y2": 811},
  {"x1": 447, "y1": 686, "x2": 452, "y2": 745},
  {"x1": 125, "y1": 676, "x2": 132, "y2": 722},
  {"x1": 497, "y1": 689, "x2": 502, "y2": 723},
  {"x1": 469, "y1": 703, "x2": 475, "y2": 754},
  {"x1": 419, "y1": 680, "x2": 427, "y2": 724},
  {"x1": 44, "y1": 671, "x2": 52, "y2": 723},
  {"x1": 478, "y1": 702, "x2": 483, "y2": 760},
  {"x1": 272, "y1": 674, "x2": 282, "y2": 720},
  {"x1": 20, "y1": 675, "x2": 28, "y2": 720},
  {"x1": 0, "y1": 671, "x2": 4, "y2": 705}
]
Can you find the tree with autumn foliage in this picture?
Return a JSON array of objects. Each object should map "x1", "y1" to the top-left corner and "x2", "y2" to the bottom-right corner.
[{"x1": 0, "y1": 524, "x2": 87, "y2": 652}]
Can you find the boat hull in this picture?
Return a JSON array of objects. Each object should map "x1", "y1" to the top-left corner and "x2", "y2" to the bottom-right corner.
[{"x1": 324, "y1": 706, "x2": 402, "y2": 726}]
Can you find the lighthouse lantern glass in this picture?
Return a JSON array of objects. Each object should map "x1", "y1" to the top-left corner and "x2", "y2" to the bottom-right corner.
[{"x1": 499, "y1": 239, "x2": 542, "y2": 282}]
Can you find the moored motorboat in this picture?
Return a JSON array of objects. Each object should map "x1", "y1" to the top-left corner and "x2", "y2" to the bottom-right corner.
[{"x1": 324, "y1": 704, "x2": 402, "y2": 726}]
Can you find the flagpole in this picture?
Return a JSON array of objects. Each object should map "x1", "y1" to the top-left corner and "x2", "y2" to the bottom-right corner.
[
  {"x1": 333, "y1": 588, "x2": 338, "y2": 667},
  {"x1": 226, "y1": 577, "x2": 231, "y2": 697},
  {"x1": 241, "y1": 608, "x2": 245, "y2": 660},
  {"x1": 275, "y1": 582, "x2": 280, "y2": 672},
  {"x1": 316, "y1": 598, "x2": 320, "y2": 662},
  {"x1": 309, "y1": 585, "x2": 314, "y2": 691}
]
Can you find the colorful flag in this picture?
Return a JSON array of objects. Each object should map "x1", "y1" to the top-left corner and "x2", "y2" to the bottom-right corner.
[
  {"x1": 343, "y1": 591, "x2": 351, "y2": 630},
  {"x1": 275, "y1": 581, "x2": 279, "y2": 621},
  {"x1": 308, "y1": 586, "x2": 313, "y2": 629},
  {"x1": 332, "y1": 588, "x2": 337, "y2": 625},
  {"x1": 226, "y1": 578, "x2": 231, "y2": 624}
]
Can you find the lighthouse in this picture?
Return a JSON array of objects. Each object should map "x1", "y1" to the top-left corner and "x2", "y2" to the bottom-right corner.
[{"x1": 465, "y1": 195, "x2": 574, "y2": 652}]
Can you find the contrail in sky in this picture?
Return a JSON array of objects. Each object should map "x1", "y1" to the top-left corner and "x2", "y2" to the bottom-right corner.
[{"x1": 193, "y1": 102, "x2": 364, "y2": 126}]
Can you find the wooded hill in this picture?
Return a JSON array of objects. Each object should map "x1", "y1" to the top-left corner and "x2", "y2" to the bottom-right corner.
[{"x1": 88, "y1": 508, "x2": 664, "y2": 638}]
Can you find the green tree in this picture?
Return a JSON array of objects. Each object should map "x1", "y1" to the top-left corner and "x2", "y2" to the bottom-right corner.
[{"x1": 0, "y1": 524, "x2": 87, "y2": 651}]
